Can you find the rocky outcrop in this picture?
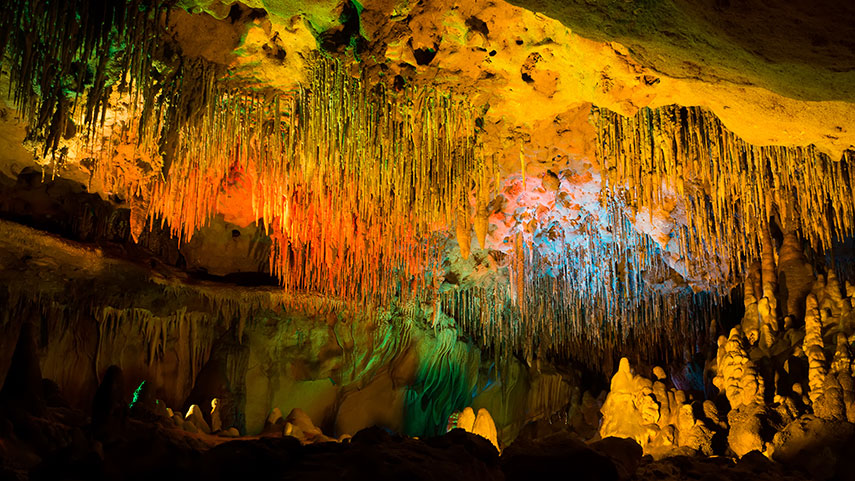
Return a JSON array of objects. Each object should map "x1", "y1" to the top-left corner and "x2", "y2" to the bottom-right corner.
[
  {"x1": 501, "y1": 432, "x2": 629, "y2": 481},
  {"x1": 448, "y1": 407, "x2": 500, "y2": 451},
  {"x1": 598, "y1": 235, "x2": 855, "y2": 467},
  {"x1": 599, "y1": 358, "x2": 718, "y2": 458},
  {"x1": 91, "y1": 365, "x2": 128, "y2": 441}
]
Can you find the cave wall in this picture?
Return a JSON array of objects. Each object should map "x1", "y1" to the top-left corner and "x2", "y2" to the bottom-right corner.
[{"x1": 0, "y1": 217, "x2": 577, "y2": 441}]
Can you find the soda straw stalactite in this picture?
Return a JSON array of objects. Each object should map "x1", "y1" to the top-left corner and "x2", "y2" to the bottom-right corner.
[
  {"x1": 95, "y1": 54, "x2": 487, "y2": 308},
  {"x1": 442, "y1": 193, "x2": 717, "y2": 372},
  {"x1": 0, "y1": 0, "x2": 169, "y2": 172},
  {"x1": 6, "y1": 0, "x2": 855, "y2": 372},
  {"x1": 595, "y1": 105, "x2": 855, "y2": 290}
]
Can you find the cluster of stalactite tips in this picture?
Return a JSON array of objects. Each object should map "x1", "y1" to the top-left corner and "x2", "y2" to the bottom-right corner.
[{"x1": 3, "y1": 0, "x2": 855, "y2": 370}]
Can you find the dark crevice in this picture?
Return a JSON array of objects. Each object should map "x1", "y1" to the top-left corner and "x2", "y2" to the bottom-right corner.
[{"x1": 412, "y1": 44, "x2": 439, "y2": 66}]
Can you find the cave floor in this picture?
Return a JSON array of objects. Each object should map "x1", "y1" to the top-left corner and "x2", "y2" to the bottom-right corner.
[{"x1": 0, "y1": 403, "x2": 822, "y2": 481}]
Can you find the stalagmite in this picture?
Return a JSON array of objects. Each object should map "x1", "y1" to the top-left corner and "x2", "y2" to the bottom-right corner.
[
  {"x1": 804, "y1": 294, "x2": 827, "y2": 405},
  {"x1": 283, "y1": 408, "x2": 336, "y2": 444},
  {"x1": 713, "y1": 328, "x2": 764, "y2": 409},
  {"x1": 129, "y1": 381, "x2": 160, "y2": 421},
  {"x1": 742, "y1": 262, "x2": 762, "y2": 342},
  {"x1": 838, "y1": 370, "x2": 855, "y2": 423},
  {"x1": 0, "y1": 321, "x2": 45, "y2": 416},
  {"x1": 760, "y1": 228, "x2": 778, "y2": 310},
  {"x1": 447, "y1": 407, "x2": 499, "y2": 451},
  {"x1": 267, "y1": 407, "x2": 283, "y2": 427},
  {"x1": 211, "y1": 398, "x2": 222, "y2": 433},
  {"x1": 185, "y1": 404, "x2": 212, "y2": 434},
  {"x1": 758, "y1": 297, "x2": 778, "y2": 350},
  {"x1": 472, "y1": 408, "x2": 500, "y2": 451},
  {"x1": 831, "y1": 333, "x2": 852, "y2": 375},
  {"x1": 777, "y1": 233, "x2": 815, "y2": 319},
  {"x1": 457, "y1": 407, "x2": 477, "y2": 432},
  {"x1": 92, "y1": 365, "x2": 127, "y2": 440},
  {"x1": 600, "y1": 358, "x2": 716, "y2": 457},
  {"x1": 815, "y1": 373, "x2": 846, "y2": 421}
]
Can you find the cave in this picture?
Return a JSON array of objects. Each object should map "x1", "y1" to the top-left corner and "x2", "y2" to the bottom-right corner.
[{"x1": 0, "y1": 0, "x2": 854, "y2": 480}]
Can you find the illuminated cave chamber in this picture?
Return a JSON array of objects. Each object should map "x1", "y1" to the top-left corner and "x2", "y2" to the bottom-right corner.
[{"x1": 0, "y1": 0, "x2": 854, "y2": 479}]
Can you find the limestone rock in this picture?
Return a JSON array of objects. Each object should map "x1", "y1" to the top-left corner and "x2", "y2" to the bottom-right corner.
[
  {"x1": 727, "y1": 404, "x2": 765, "y2": 457},
  {"x1": 183, "y1": 355, "x2": 240, "y2": 433},
  {"x1": 590, "y1": 436, "x2": 643, "y2": 480},
  {"x1": 211, "y1": 398, "x2": 222, "y2": 432},
  {"x1": 502, "y1": 432, "x2": 622, "y2": 481},
  {"x1": 471, "y1": 408, "x2": 499, "y2": 451},
  {"x1": 41, "y1": 378, "x2": 69, "y2": 408},
  {"x1": 129, "y1": 381, "x2": 161, "y2": 422},
  {"x1": 185, "y1": 404, "x2": 212, "y2": 434},
  {"x1": 283, "y1": 408, "x2": 335, "y2": 444},
  {"x1": 713, "y1": 327, "x2": 764, "y2": 409},
  {"x1": 803, "y1": 294, "x2": 827, "y2": 406},
  {"x1": 702, "y1": 400, "x2": 727, "y2": 430},
  {"x1": 573, "y1": 390, "x2": 602, "y2": 439},
  {"x1": 541, "y1": 170, "x2": 560, "y2": 191},
  {"x1": 91, "y1": 365, "x2": 127, "y2": 440},
  {"x1": 0, "y1": 322, "x2": 45, "y2": 416},
  {"x1": 813, "y1": 374, "x2": 845, "y2": 421},
  {"x1": 183, "y1": 420, "x2": 199, "y2": 434},
  {"x1": 773, "y1": 415, "x2": 855, "y2": 481}
]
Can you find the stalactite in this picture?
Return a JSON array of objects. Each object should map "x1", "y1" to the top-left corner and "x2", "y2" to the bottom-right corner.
[
  {"x1": 85, "y1": 55, "x2": 483, "y2": 310},
  {"x1": 442, "y1": 224, "x2": 719, "y2": 372},
  {"x1": 0, "y1": 0, "x2": 736, "y2": 370},
  {"x1": 595, "y1": 106, "x2": 855, "y2": 291},
  {"x1": 9, "y1": 0, "x2": 855, "y2": 373},
  {"x1": 0, "y1": 0, "x2": 169, "y2": 169}
]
